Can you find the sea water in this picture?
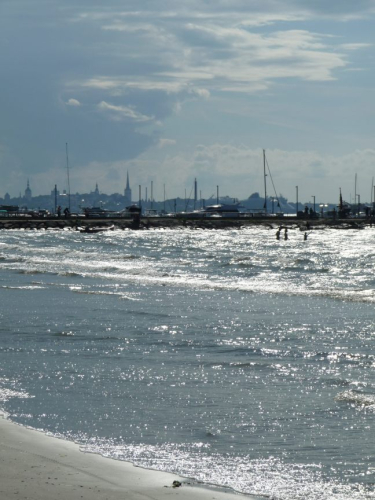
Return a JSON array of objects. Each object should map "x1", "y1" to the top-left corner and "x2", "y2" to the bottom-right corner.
[{"x1": 0, "y1": 226, "x2": 375, "y2": 499}]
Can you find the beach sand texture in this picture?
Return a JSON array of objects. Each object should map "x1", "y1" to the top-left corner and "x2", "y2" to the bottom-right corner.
[{"x1": 0, "y1": 416, "x2": 251, "y2": 500}]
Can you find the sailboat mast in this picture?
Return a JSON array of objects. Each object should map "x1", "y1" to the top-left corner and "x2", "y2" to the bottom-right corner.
[
  {"x1": 66, "y1": 142, "x2": 71, "y2": 211},
  {"x1": 263, "y1": 149, "x2": 267, "y2": 213}
]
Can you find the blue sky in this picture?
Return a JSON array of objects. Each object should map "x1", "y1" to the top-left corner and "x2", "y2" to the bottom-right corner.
[{"x1": 1, "y1": 0, "x2": 375, "y2": 204}]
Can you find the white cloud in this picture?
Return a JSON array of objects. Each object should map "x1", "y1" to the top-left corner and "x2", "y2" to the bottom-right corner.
[
  {"x1": 158, "y1": 138, "x2": 177, "y2": 148},
  {"x1": 70, "y1": 17, "x2": 360, "y2": 99},
  {"x1": 78, "y1": 77, "x2": 187, "y2": 93},
  {"x1": 339, "y1": 43, "x2": 372, "y2": 51},
  {"x1": 66, "y1": 98, "x2": 81, "y2": 106},
  {"x1": 69, "y1": 1, "x2": 375, "y2": 25},
  {"x1": 189, "y1": 88, "x2": 210, "y2": 99},
  {"x1": 81, "y1": 78, "x2": 120, "y2": 90},
  {"x1": 97, "y1": 101, "x2": 154, "y2": 122}
]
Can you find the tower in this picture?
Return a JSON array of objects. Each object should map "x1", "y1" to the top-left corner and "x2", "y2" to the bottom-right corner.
[
  {"x1": 24, "y1": 179, "x2": 32, "y2": 202},
  {"x1": 124, "y1": 171, "x2": 132, "y2": 206}
]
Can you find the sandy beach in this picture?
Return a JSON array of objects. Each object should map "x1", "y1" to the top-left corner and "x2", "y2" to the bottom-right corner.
[{"x1": 0, "y1": 415, "x2": 260, "y2": 500}]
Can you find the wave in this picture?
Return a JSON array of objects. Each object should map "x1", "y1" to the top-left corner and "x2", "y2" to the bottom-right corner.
[
  {"x1": 322, "y1": 378, "x2": 350, "y2": 387},
  {"x1": 117, "y1": 254, "x2": 141, "y2": 260},
  {"x1": 1, "y1": 285, "x2": 46, "y2": 290},
  {"x1": 17, "y1": 269, "x2": 52, "y2": 275},
  {"x1": 9, "y1": 262, "x2": 375, "y2": 306},
  {"x1": 58, "y1": 271, "x2": 83, "y2": 277},
  {"x1": 0, "y1": 254, "x2": 26, "y2": 263},
  {"x1": 0, "y1": 387, "x2": 34, "y2": 402},
  {"x1": 78, "y1": 440, "x2": 372, "y2": 500},
  {"x1": 119, "y1": 295, "x2": 142, "y2": 301},
  {"x1": 71, "y1": 290, "x2": 136, "y2": 300},
  {"x1": 50, "y1": 265, "x2": 375, "y2": 305},
  {"x1": 335, "y1": 390, "x2": 375, "y2": 407},
  {"x1": 3, "y1": 229, "x2": 375, "y2": 307}
]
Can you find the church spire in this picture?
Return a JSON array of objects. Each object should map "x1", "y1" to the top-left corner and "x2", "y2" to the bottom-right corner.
[
  {"x1": 24, "y1": 178, "x2": 32, "y2": 201},
  {"x1": 124, "y1": 171, "x2": 132, "y2": 206}
]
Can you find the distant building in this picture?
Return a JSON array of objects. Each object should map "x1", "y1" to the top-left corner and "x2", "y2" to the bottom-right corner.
[
  {"x1": 24, "y1": 179, "x2": 32, "y2": 202},
  {"x1": 4, "y1": 193, "x2": 10, "y2": 202},
  {"x1": 124, "y1": 171, "x2": 132, "y2": 206}
]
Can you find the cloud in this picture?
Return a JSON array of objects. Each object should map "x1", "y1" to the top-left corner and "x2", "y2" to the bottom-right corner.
[
  {"x1": 66, "y1": 98, "x2": 81, "y2": 106},
  {"x1": 158, "y1": 138, "x2": 177, "y2": 148},
  {"x1": 339, "y1": 43, "x2": 372, "y2": 51},
  {"x1": 97, "y1": 101, "x2": 154, "y2": 122},
  {"x1": 69, "y1": 1, "x2": 375, "y2": 25},
  {"x1": 68, "y1": 7, "x2": 365, "y2": 101},
  {"x1": 1, "y1": 0, "x2": 374, "y2": 199},
  {"x1": 190, "y1": 88, "x2": 210, "y2": 99},
  {"x1": 78, "y1": 77, "x2": 187, "y2": 93}
]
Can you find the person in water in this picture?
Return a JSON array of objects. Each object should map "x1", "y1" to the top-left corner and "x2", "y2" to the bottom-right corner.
[{"x1": 284, "y1": 228, "x2": 288, "y2": 240}]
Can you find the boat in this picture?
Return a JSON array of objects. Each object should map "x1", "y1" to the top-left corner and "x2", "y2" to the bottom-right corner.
[
  {"x1": 80, "y1": 225, "x2": 114, "y2": 233},
  {"x1": 202, "y1": 204, "x2": 247, "y2": 218}
]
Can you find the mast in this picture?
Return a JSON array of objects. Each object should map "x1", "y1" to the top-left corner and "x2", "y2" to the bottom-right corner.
[
  {"x1": 263, "y1": 149, "x2": 267, "y2": 213},
  {"x1": 65, "y1": 142, "x2": 71, "y2": 211}
]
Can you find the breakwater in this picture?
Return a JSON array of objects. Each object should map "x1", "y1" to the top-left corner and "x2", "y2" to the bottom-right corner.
[{"x1": 0, "y1": 216, "x2": 370, "y2": 231}]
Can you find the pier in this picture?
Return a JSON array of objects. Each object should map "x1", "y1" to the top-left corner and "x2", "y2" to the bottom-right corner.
[{"x1": 0, "y1": 215, "x2": 371, "y2": 231}]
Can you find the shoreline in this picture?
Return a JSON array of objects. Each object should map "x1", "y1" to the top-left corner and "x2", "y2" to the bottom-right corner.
[{"x1": 0, "y1": 414, "x2": 262, "y2": 500}]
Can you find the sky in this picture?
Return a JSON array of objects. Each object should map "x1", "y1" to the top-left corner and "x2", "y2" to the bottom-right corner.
[{"x1": 1, "y1": 0, "x2": 375, "y2": 204}]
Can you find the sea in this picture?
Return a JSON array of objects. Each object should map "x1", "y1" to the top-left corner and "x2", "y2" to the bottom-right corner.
[{"x1": 1, "y1": 225, "x2": 375, "y2": 500}]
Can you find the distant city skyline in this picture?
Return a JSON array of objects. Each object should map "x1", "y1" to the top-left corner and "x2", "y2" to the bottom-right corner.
[
  {"x1": 1, "y1": 2, "x2": 375, "y2": 202},
  {"x1": 2, "y1": 176, "x2": 372, "y2": 209}
]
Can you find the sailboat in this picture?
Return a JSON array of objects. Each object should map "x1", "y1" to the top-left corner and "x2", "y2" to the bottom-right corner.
[{"x1": 262, "y1": 150, "x2": 282, "y2": 216}]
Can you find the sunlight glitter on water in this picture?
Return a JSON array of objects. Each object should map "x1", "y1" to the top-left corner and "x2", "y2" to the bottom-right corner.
[{"x1": 1, "y1": 226, "x2": 375, "y2": 499}]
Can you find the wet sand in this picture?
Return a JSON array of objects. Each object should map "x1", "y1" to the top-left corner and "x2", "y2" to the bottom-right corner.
[{"x1": 0, "y1": 415, "x2": 260, "y2": 500}]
